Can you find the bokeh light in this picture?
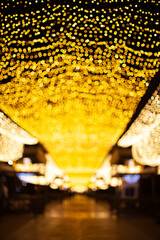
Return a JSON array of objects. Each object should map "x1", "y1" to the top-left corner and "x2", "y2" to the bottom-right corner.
[{"x1": 0, "y1": 0, "x2": 159, "y2": 187}]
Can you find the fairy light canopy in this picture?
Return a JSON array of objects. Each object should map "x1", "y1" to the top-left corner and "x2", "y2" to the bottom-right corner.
[{"x1": 0, "y1": 0, "x2": 159, "y2": 187}]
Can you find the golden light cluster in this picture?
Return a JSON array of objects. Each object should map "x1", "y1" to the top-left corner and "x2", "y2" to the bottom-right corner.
[
  {"x1": 0, "y1": 0, "x2": 159, "y2": 187},
  {"x1": 15, "y1": 153, "x2": 68, "y2": 188},
  {"x1": 89, "y1": 154, "x2": 111, "y2": 189},
  {"x1": 89, "y1": 156, "x2": 142, "y2": 190}
]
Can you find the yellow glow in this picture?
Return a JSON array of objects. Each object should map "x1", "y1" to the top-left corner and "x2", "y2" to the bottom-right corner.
[
  {"x1": 0, "y1": 0, "x2": 159, "y2": 187},
  {"x1": 111, "y1": 162, "x2": 143, "y2": 175},
  {"x1": 110, "y1": 177, "x2": 122, "y2": 187},
  {"x1": 14, "y1": 163, "x2": 46, "y2": 174},
  {"x1": 71, "y1": 186, "x2": 88, "y2": 193}
]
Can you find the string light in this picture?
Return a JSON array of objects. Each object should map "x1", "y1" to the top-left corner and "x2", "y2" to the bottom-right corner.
[{"x1": 0, "y1": 0, "x2": 159, "y2": 186}]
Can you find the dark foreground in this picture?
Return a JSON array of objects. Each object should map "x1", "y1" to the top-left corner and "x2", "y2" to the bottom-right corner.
[{"x1": 0, "y1": 194, "x2": 160, "y2": 240}]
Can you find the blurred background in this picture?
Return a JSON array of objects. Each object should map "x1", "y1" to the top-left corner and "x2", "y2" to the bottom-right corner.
[{"x1": 0, "y1": 0, "x2": 160, "y2": 239}]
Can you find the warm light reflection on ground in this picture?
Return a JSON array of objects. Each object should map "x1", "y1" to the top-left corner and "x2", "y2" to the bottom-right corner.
[
  {"x1": 0, "y1": 195, "x2": 160, "y2": 240},
  {"x1": 45, "y1": 194, "x2": 113, "y2": 219}
]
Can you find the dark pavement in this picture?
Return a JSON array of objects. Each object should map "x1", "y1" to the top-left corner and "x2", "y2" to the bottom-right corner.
[{"x1": 0, "y1": 195, "x2": 160, "y2": 240}]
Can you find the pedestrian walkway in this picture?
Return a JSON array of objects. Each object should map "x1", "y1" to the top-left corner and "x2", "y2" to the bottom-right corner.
[{"x1": 0, "y1": 194, "x2": 160, "y2": 240}]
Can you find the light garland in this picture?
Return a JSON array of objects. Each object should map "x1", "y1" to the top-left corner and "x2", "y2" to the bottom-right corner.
[
  {"x1": 118, "y1": 86, "x2": 160, "y2": 147},
  {"x1": 0, "y1": 0, "x2": 159, "y2": 186},
  {"x1": 14, "y1": 162, "x2": 46, "y2": 174},
  {"x1": 0, "y1": 134, "x2": 24, "y2": 161},
  {"x1": 118, "y1": 84, "x2": 160, "y2": 166},
  {"x1": 132, "y1": 118, "x2": 160, "y2": 166},
  {"x1": 16, "y1": 153, "x2": 68, "y2": 186},
  {"x1": 0, "y1": 111, "x2": 38, "y2": 162},
  {"x1": 17, "y1": 173, "x2": 49, "y2": 185},
  {"x1": 45, "y1": 153, "x2": 65, "y2": 183},
  {"x1": 0, "y1": 111, "x2": 38, "y2": 144},
  {"x1": 110, "y1": 177, "x2": 122, "y2": 187},
  {"x1": 111, "y1": 162, "x2": 142, "y2": 175},
  {"x1": 89, "y1": 154, "x2": 111, "y2": 189}
]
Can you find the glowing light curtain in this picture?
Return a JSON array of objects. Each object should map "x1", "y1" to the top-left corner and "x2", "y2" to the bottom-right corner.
[
  {"x1": 0, "y1": 0, "x2": 159, "y2": 186},
  {"x1": 0, "y1": 111, "x2": 38, "y2": 144},
  {"x1": 0, "y1": 134, "x2": 24, "y2": 162},
  {"x1": 118, "y1": 84, "x2": 160, "y2": 166},
  {"x1": 0, "y1": 111, "x2": 38, "y2": 161}
]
